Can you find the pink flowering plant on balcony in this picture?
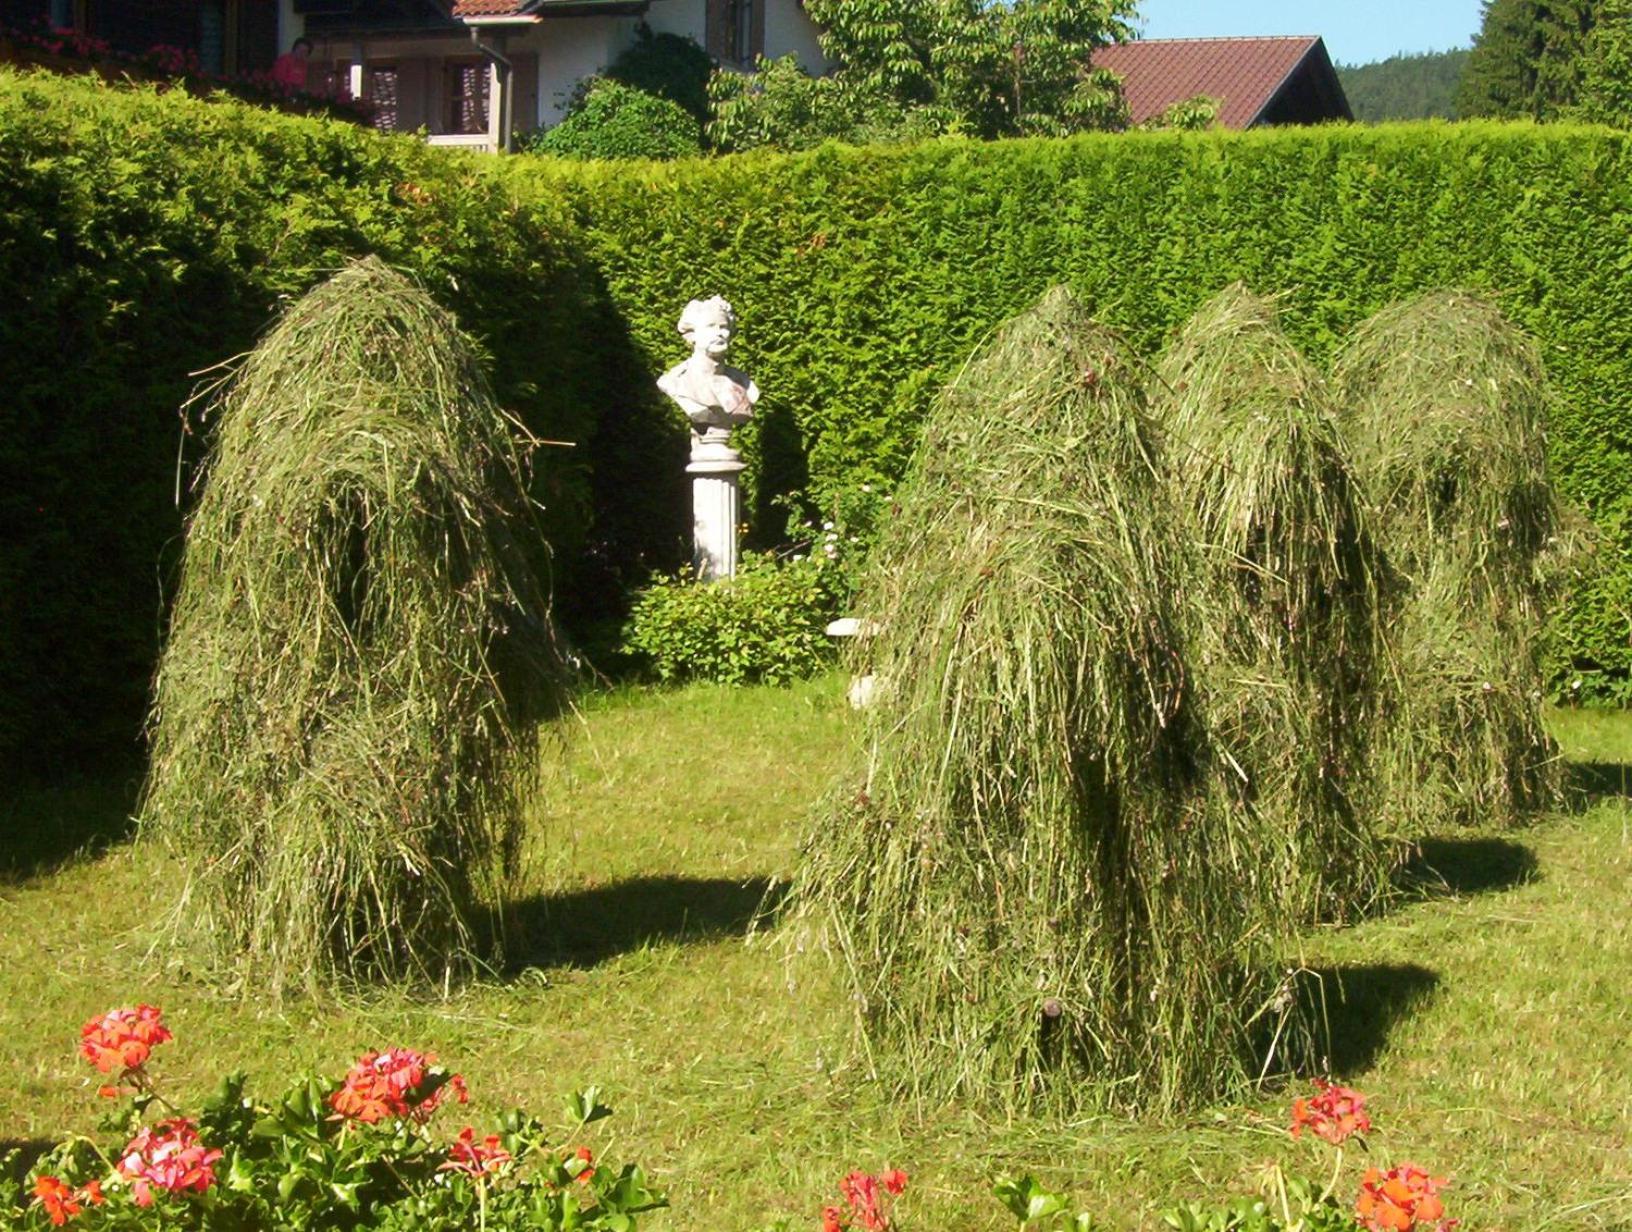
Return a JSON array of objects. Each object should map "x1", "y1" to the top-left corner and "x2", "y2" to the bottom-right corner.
[
  {"x1": 0, "y1": 1006, "x2": 665, "y2": 1230},
  {"x1": 0, "y1": 22, "x2": 372, "y2": 121}
]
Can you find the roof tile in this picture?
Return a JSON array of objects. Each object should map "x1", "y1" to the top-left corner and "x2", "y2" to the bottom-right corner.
[{"x1": 1092, "y1": 36, "x2": 1323, "y2": 129}]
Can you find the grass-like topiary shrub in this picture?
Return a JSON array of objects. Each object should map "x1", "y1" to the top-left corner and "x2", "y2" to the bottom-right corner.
[
  {"x1": 523, "y1": 79, "x2": 702, "y2": 162},
  {"x1": 140, "y1": 257, "x2": 571, "y2": 996},
  {"x1": 1152, "y1": 285, "x2": 1396, "y2": 922},
  {"x1": 1333, "y1": 290, "x2": 1564, "y2": 830},
  {"x1": 787, "y1": 287, "x2": 1309, "y2": 1114}
]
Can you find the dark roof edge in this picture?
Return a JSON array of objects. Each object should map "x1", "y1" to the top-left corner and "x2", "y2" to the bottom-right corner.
[{"x1": 1247, "y1": 35, "x2": 1340, "y2": 126}]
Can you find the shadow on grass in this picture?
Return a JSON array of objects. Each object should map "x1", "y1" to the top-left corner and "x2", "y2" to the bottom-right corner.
[
  {"x1": 2, "y1": 1139, "x2": 55, "y2": 1184},
  {"x1": 1301, "y1": 963, "x2": 1440, "y2": 1073},
  {"x1": 0, "y1": 770, "x2": 139, "y2": 883},
  {"x1": 504, "y1": 876, "x2": 788, "y2": 971},
  {"x1": 1396, "y1": 836, "x2": 1538, "y2": 899},
  {"x1": 1565, "y1": 760, "x2": 1632, "y2": 810}
]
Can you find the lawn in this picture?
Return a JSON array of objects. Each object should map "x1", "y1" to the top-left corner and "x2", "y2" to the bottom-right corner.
[{"x1": 3, "y1": 678, "x2": 1630, "y2": 1230}]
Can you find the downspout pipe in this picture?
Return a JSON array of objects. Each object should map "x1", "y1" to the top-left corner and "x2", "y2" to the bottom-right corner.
[{"x1": 469, "y1": 26, "x2": 515, "y2": 152}]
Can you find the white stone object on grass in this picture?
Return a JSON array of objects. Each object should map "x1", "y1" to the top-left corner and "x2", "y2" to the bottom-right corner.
[
  {"x1": 825, "y1": 616, "x2": 882, "y2": 639},
  {"x1": 658, "y1": 295, "x2": 759, "y2": 581}
]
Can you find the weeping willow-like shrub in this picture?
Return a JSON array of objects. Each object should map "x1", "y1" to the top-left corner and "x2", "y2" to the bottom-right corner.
[
  {"x1": 141, "y1": 258, "x2": 570, "y2": 996},
  {"x1": 1153, "y1": 285, "x2": 1396, "y2": 921},
  {"x1": 1332, "y1": 290, "x2": 1562, "y2": 829},
  {"x1": 786, "y1": 287, "x2": 1306, "y2": 1114}
]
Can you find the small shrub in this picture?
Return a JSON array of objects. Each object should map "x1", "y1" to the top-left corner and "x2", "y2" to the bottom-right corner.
[
  {"x1": 603, "y1": 24, "x2": 714, "y2": 125},
  {"x1": 622, "y1": 552, "x2": 842, "y2": 685},
  {"x1": 524, "y1": 80, "x2": 701, "y2": 161}
]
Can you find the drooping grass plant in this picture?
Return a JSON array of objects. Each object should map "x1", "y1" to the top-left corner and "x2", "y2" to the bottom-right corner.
[
  {"x1": 1332, "y1": 290, "x2": 1562, "y2": 829},
  {"x1": 787, "y1": 287, "x2": 1306, "y2": 1114},
  {"x1": 140, "y1": 257, "x2": 570, "y2": 996},
  {"x1": 1152, "y1": 285, "x2": 1395, "y2": 921}
]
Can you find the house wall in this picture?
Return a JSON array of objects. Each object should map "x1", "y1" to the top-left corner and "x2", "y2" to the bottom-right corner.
[
  {"x1": 277, "y1": 0, "x2": 302, "y2": 53},
  {"x1": 643, "y1": 0, "x2": 705, "y2": 44},
  {"x1": 520, "y1": 16, "x2": 640, "y2": 126},
  {"x1": 763, "y1": 0, "x2": 825, "y2": 71},
  {"x1": 306, "y1": 0, "x2": 830, "y2": 145}
]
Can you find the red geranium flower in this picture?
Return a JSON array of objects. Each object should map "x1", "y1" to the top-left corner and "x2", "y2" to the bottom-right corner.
[
  {"x1": 566, "y1": 1145, "x2": 595, "y2": 1183},
  {"x1": 31, "y1": 1176, "x2": 103, "y2": 1226},
  {"x1": 117, "y1": 1119, "x2": 222, "y2": 1207},
  {"x1": 441, "y1": 1126, "x2": 513, "y2": 1178},
  {"x1": 80, "y1": 1005, "x2": 172, "y2": 1076},
  {"x1": 838, "y1": 1167, "x2": 909, "y2": 1232},
  {"x1": 328, "y1": 1048, "x2": 467, "y2": 1125},
  {"x1": 1290, "y1": 1079, "x2": 1372, "y2": 1145},
  {"x1": 1356, "y1": 1163, "x2": 1454, "y2": 1232},
  {"x1": 822, "y1": 1204, "x2": 846, "y2": 1232}
]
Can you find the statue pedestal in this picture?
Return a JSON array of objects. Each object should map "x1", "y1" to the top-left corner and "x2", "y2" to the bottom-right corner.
[{"x1": 688, "y1": 432, "x2": 745, "y2": 580}]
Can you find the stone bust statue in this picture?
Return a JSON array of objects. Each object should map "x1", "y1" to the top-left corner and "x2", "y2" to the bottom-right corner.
[{"x1": 657, "y1": 296, "x2": 759, "y2": 451}]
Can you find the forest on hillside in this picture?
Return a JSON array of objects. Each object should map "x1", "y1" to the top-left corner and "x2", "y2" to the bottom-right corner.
[{"x1": 1338, "y1": 49, "x2": 1470, "y2": 121}]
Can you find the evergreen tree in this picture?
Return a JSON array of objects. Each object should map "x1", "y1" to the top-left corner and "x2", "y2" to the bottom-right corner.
[
  {"x1": 1459, "y1": 0, "x2": 1606, "y2": 119},
  {"x1": 1576, "y1": 0, "x2": 1632, "y2": 123},
  {"x1": 1338, "y1": 49, "x2": 1470, "y2": 121}
]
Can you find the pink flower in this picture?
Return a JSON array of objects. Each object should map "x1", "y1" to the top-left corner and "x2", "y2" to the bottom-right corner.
[
  {"x1": 1291, "y1": 1079, "x2": 1372, "y2": 1145},
  {"x1": 117, "y1": 1119, "x2": 222, "y2": 1206},
  {"x1": 328, "y1": 1048, "x2": 467, "y2": 1125},
  {"x1": 441, "y1": 1126, "x2": 513, "y2": 1178},
  {"x1": 80, "y1": 1005, "x2": 172, "y2": 1075}
]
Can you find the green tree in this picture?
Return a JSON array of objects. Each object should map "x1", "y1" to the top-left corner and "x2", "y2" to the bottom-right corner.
[
  {"x1": 1576, "y1": 0, "x2": 1632, "y2": 123},
  {"x1": 1459, "y1": 0, "x2": 1605, "y2": 119},
  {"x1": 1337, "y1": 49, "x2": 1470, "y2": 121},
  {"x1": 709, "y1": 0, "x2": 1134, "y2": 150}
]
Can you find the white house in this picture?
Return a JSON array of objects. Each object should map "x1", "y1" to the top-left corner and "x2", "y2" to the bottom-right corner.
[{"x1": 288, "y1": 0, "x2": 827, "y2": 152}]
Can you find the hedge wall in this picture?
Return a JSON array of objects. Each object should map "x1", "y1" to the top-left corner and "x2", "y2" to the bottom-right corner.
[
  {"x1": 6, "y1": 73, "x2": 1632, "y2": 774},
  {"x1": 0, "y1": 69, "x2": 679, "y2": 773},
  {"x1": 509, "y1": 123, "x2": 1632, "y2": 695}
]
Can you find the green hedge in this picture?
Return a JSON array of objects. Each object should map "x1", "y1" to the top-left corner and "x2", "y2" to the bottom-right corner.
[
  {"x1": 0, "y1": 69, "x2": 679, "y2": 772},
  {"x1": 507, "y1": 123, "x2": 1632, "y2": 694},
  {"x1": 7, "y1": 74, "x2": 1632, "y2": 773}
]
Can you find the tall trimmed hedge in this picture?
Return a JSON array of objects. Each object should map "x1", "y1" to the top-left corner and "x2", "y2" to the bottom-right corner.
[
  {"x1": 6, "y1": 71, "x2": 1632, "y2": 776},
  {"x1": 508, "y1": 123, "x2": 1632, "y2": 694},
  {"x1": 0, "y1": 69, "x2": 678, "y2": 772}
]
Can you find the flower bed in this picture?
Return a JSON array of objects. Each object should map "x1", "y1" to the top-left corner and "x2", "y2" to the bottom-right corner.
[{"x1": 2, "y1": 1006, "x2": 664, "y2": 1229}]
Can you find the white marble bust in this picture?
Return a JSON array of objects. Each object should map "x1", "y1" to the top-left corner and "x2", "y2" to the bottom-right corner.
[{"x1": 657, "y1": 296, "x2": 759, "y2": 449}]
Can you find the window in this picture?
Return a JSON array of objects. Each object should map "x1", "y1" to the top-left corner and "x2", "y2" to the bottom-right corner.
[
  {"x1": 445, "y1": 60, "x2": 488, "y2": 134},
  {"x1": 707, "y1": 0, "x2": 762, "y2": 65},
  {"x1": 729, "y1": 0, "x2": 753, "y2": 63},
  {"x1": 366, "y1": 64, "x2": 399, "y2": 132}
]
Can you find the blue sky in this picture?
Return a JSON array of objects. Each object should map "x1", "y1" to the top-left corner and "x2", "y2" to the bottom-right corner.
[{"x1": 1135, "y1": 1, "x2": 1487, "y2": 66}]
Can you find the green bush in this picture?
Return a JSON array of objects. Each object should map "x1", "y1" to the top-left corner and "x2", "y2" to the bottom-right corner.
[
  {"x1": 524, "y1": 80, "x2": 702, "y2": 162},
  {"x1": 623, "y1": 553, "x2": 841, "y2": 685},
  {"x1": 604, "y1": 23, "x2": 714, "y2": 126}
]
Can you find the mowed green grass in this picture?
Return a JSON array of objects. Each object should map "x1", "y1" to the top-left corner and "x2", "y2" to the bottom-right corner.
[{"x1": 2, "y1": 680, "x2": 1629, "y2": 1230}]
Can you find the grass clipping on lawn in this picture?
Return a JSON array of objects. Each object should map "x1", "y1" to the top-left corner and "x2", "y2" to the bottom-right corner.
[
  {"x1": 1152, "y1": 285, "x2": 1394, "y2": 921},
  {"x1": 788, "y1": 287, "x2": 1304, "y2": 1114},
  {"x1": 1332, "y1": 290, "x2": 1561, "y2": 829},
  {"x1": 141, "y1": 257, "x2": 569, "y2": 996}
]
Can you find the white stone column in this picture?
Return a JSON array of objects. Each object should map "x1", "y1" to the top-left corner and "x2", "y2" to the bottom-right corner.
[{"x1": 688, "y1": 430, "x2": 745, "y2": 580}]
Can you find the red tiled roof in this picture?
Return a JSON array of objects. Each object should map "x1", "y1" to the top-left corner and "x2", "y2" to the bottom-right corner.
[
  {"x1": 1092, "y1": 36, "x2": 1324, "y2": 129},
  {"x1": 451, "y1": 0, "x2": 639, "y2": 15},
  {"x1": 452, "y1": 0, "x2": 527, "y2": 15}
]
